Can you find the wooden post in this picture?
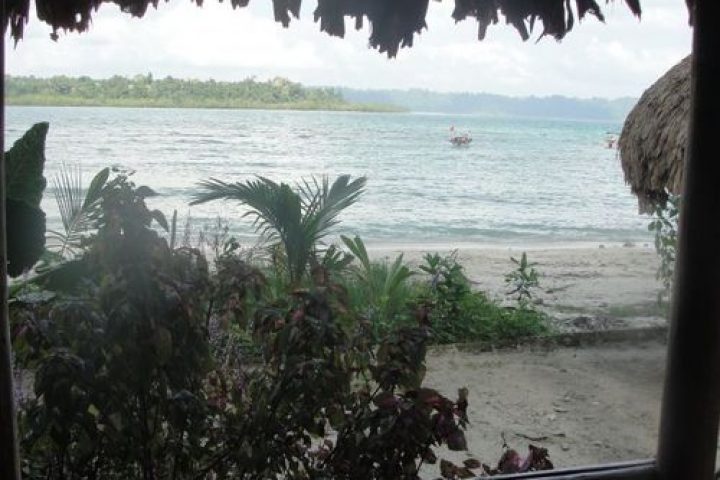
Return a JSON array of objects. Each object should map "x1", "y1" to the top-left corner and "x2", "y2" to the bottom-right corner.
[
  {"x1": 0, "y1": 1, "x2": 22, "y2": 476},
  {"x1": 657, "y1": 1, "x2": 720, "y2": 479}
]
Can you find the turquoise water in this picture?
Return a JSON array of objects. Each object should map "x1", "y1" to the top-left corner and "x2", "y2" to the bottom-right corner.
[{"x1": 5, "y1": 106, "x2": 649, "y2": 246}]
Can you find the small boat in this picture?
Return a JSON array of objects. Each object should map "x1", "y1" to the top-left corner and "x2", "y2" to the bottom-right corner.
[
  {"x1": 449, "y1": 126, "x2": 472, "y2": 146},
  {"x1": 605, "y1": 133, "x2": 618, "y2": 149},
  {"x1": 450, "y1": 135, "x2": 472, "y2": 146}
]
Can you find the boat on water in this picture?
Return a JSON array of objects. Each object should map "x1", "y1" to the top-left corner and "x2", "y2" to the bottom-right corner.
[
  {"x1": 449, "y1": 126, "x2": 472, "y2": 146},
  {"x1": 605, "y1": 133, "x2": 618, "y2": 149},
  {"x1": 450, "y1": 135, "x2": 472, "y2": 146}
]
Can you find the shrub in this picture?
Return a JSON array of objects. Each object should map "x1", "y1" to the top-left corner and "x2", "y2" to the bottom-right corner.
[
  {"x1": 13, "y1": 171, "x2": 212, "y2": 479},
  {"x1": 204, "y1": 283, "x2": 473, "y2": 479},
  {"x1": 418, "y1": 252, "x2": 548, "y2": 345},
  {"x1": 504, "y1": 252, "x2": 540, "y2": 307},
  {"x1": 341, "y1": 235, "x2": 416, "y2": 338},
  {"x1": 648, "y1": 195, "x2": 679, "y2": 303},
  {"x1": 11, "y1": 171, "x2": 554, "y2": 479},
  {"x1": 11, "y1": 177, "x2": 478, "y2": 480}
]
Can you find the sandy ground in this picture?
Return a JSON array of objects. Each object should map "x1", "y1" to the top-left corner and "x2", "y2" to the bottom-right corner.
[
  {"x1": 421, "y1": 340, "x2": 666, "y2": 476},
  {"x1": 365, "y1": 243, "x2": 668, "y2": 477},
  {"x1": 367, "y1": 243, "x2": 666, "y2": 329}
]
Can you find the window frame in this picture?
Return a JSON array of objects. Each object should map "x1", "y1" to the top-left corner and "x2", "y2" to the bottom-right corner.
[
  {"x1": 0, "y1": 2, "x2": 719, "y2": 480},
  {"x1": 490, "y1": 460, "x2": 656, "y2": 479}
]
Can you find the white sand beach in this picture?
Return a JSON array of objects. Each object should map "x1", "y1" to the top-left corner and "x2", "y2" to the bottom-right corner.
[{"x1": 421, "y1": 340, "x2": 665, "y2": 475}]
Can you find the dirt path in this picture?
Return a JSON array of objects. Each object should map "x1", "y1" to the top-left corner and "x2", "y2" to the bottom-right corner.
[{"x1": 421, "y1": 340, "x2": 666, "y2": 476}]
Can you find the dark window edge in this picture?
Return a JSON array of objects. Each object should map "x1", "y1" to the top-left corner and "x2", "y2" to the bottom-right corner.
[{"x1": 487, "y1": 459, "x2": 656, "y2": 479}]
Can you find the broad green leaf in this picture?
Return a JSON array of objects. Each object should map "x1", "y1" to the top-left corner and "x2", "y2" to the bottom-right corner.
[
  {"x1": 136, "y1": 185, "x2": 157, "y2": 198},
  {"x1": 5, "y1": 122, "x2": 49, "y2": 276},
  {"x1": 6, "y1": 122, "x2": 48, "y2": 207},
  {"x1": 151, "y1": 209, "x2": 169, "y2": 231},
  {"x1": 82, "y1": 167, "x2": 110, "y2": 209},
  {"x1": 6, "y1": 198, "x2": 46, "y2": 277}
]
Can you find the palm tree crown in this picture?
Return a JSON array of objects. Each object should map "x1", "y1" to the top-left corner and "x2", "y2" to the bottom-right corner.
[{"x1": 192, "y1": 174, "x2": 366, "y2": 284}]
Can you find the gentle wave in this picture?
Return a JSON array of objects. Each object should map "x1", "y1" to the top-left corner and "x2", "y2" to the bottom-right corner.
[{"x1": 7, "y1": 106, "x2": 650, "y2": 247}]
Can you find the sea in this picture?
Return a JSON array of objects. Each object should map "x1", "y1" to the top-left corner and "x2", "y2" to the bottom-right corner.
[{"x1": 5, "y1": 106, "x2": 651, "y2": 248}]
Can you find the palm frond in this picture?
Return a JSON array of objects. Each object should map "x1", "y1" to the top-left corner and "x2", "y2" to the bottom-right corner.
[
  {"x1": 298, "y1": 176, "x2": 323, "y2": 212},
  {"x1": 54, "y1": 164, "x2": 82, "y2": 233},
  {"x1": 193, "y1": 174, "x2": 365, "y2": 285},
  {"x1": 49, "y1": 166, "x2": 109, "y2": 258},
  {"x1": 193, "y1": 176, "x2": 310, "y2": 282},
  {"x1": 192, "y1": 177, "x2": 275, "y2": 205},
  {"x1": 341, "y1": 235, "x2": 371, "y2": 274},
  {"x1": 304, "y1": 175, "x2": 366, "y2": 244}
]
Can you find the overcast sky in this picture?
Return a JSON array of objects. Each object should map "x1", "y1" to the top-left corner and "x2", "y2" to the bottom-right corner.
[{"x1": 6, "y1": 0, "x2": 692, "y2": 98}]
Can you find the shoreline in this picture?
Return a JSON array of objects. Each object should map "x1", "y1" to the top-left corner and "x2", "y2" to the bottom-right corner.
[
  {"x1": 363, "y1": 239, "x2": 652, "y2": 253},
  {"x1": 6, "y1": 99, "x2": 406, "y2": 113}
]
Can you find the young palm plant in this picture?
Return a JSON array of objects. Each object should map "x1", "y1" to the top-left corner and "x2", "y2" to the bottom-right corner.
[
  {"x1": 341, "y1": 235, "x2": 414, "y2": 337},
  {"x1": 47, "y1": 165, "x2": 109, "y2": 258},
  {"x1": 191, "y1": 174, "x2": 366, "y2": 285}
]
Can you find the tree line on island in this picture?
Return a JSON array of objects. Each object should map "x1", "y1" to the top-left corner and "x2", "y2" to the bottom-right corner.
[
  {"x1": 4, "y1": 74, "x2": 401, "y2": 112},
  {"x1": 6, "y1": 74, "x2": 635, "y2": 120}
]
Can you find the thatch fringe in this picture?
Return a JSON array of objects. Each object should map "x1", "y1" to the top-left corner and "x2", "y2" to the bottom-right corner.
[
  {"x1": 619, "y1": 55, "x2": 690, "y2": 213},
  {"x1": 4, "y1": 0, "x2": 643, "y2": 56}
]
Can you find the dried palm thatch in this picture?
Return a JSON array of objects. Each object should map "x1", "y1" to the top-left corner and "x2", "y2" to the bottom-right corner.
[
  {"x1": 4, "y1": 0, "x2": 643, "y2": 57},
  {"x1": 619, "y1": 55, "x2": 691, "y2": 213}
]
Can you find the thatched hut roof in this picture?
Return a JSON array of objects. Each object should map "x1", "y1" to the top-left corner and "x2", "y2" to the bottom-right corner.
[
  {"x1": 4, "y1": 0, "x2": 643, "y2": 57},
  {"x1": 619, "y1": 55, "x2": 691, "y2": 213}
]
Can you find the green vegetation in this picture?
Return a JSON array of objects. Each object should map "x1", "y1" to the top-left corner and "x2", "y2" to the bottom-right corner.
[
  {"x1": 189, "y1": 174, "x2": 547, "y2": 345},
  {"x1": 5, "y1": 122, "x2": 48, "y2": 277},
  {"x1": 192, "y1": 175, "x2": 367, "y2": 285},
  {"x1": 5, "y1": 74, "x2": 402, "y2": 112},
  {"x1": 48, "y1": 166, "x2": 109, "y2": 258},
  {"x1": 504, "y1": 252, "x2": 540, "y2": 307},
  {"x1": 648, "y1": 195, "x2": 679, "y2": 303},
  {"x1": 9, "y1": 130, "x2": 552, "y2": 478},
  {"x1": 418, "y1": 251, "x2": 547, "y2": 345},
  {"x1": 341, "y1": 235, "x2": 416, "y2": 338}
]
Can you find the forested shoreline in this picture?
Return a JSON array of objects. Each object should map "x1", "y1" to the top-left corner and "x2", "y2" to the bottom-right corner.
[{"x1": 5, "y1": 74, "x2": 401, "y2": 112}]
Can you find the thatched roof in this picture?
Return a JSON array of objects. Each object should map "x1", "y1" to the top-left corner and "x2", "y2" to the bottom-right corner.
[
  {"x1": 619, "y1": 55, "x2": 691, "y2": 213},
  {"x1": 4, "y1": 0, "x2": 643, "y2": 57}
]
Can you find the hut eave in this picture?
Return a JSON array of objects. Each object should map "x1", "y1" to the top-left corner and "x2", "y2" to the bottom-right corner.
[
  {"x1": 4, "y1": 0, "x2": 645, "y2": 57},
  {"x1": 619, "y1": 55, "x2": 691, "y2": 213}
]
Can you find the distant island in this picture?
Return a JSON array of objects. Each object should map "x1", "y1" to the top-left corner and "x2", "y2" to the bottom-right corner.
[
  {"x1": 341, "y1": 88, "x2": 636, "y2": 122},
  {"x1": 4, "y1": 75, "x2": 402, "y2": 112},
  {"x1": 5, "y1": 74, "x2": 636, "y2": 121}
]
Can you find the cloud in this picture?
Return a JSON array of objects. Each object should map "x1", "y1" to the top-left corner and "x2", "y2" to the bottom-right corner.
[{"x1": 6, "y1": 0, "x2": 692, "y2": 98}]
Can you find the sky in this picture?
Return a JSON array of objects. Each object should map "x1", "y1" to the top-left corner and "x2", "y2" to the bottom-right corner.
[{"x1": 6, "y1": 0, "x2": 693, "y2": 99}]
